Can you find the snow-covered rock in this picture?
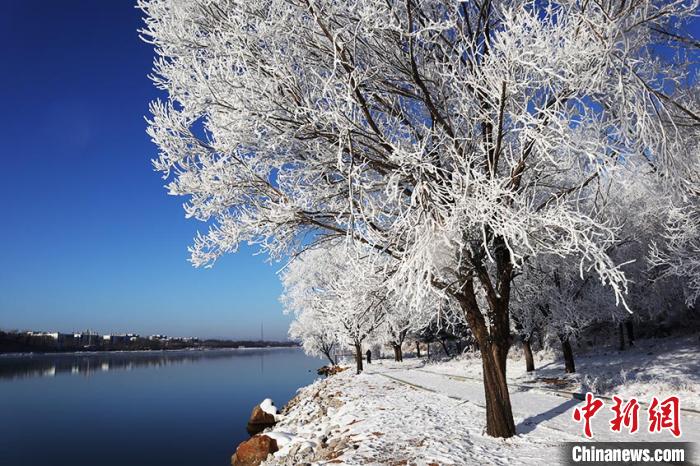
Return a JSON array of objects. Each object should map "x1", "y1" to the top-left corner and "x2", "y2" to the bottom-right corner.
[
  {"x1": 260, "y1": 398, "x2": 278, "y2": 416},
  {"x1": 247, "y1": 400, "x2": 278, "y2": 435}
]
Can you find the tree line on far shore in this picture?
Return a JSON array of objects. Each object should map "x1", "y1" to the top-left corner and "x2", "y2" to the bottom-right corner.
[{"x1": 0, "y1": 330, "x2": 298, "y2": 353}]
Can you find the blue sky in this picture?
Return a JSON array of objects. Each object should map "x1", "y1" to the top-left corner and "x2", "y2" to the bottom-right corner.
[{"x1": 0, "y1": 1, "x2": 292, "y2": 340}]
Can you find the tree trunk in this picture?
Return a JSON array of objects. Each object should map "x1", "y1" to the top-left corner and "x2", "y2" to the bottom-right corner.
[
  {"x1": 416, "y1": 341, "x2": 421, "y2": 358},
  {"x1": 323, "y1": 350, "x2": 336, "y2": 366},
  {"x1": 481, "y1": 341, "x2": 517, "y2": 437},
  {"x1": 625, "y1": 320, "x2": 635, "y2": 346},
  {"x1": 440, "y1": 339, "x2": 451, "y2": 357},
  {"x1": 561, "y1": 337, "x2": 576, "y2": 373},
  {"x1": 522, "y1": 338, "x2": 535, "y2": 372},
  {"x1": 353, "y1": 342, "x2": 363, "y2": 374},
  {"x1": 458, "y1": 280, "x2": 516, "y2": 438},
  {"x1": 426, "y1": 342, "x2": 430, "y2": 359}
]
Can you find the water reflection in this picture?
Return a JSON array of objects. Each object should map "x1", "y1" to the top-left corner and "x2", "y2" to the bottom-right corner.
[
  {"x1": 0, "y1": 348, "x2": 278, "y2": 381},
  {"x1": 0, "y1": 348, "x2": 322, "y2": 466}
]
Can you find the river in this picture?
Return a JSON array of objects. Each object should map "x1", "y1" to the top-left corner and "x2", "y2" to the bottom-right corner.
[{"x1": 0, "y1": 348, "x2": 322, "y2": 466}]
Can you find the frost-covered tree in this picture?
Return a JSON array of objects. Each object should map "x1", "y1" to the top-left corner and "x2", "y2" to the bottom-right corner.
[
  {"x1": 288, "y1": 309, "x2": 338, "y2": 365},
  {"x1": 141, "y1": 0, "x2": 699, "y2": 437},
  {"x1": 650, "y1": 194, "x2": 700, "y2": 308},
  {"x1": 383, "y1": 302, "x2": 412, "y2": 362},
  {"x1": 413, "y1": 299, "x2": 472, "y2": 358},
  {"x1": 381, "y1": 292, "x2": 439, "y2": 362},
  {"x1": 281, "y1": 243, "x2": 387, "y2": 374},
  {"x1": 515, "y1": 257, "x2": 626, "y2": 374}
]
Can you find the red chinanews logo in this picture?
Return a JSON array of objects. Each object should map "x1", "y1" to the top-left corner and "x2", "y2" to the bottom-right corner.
[{"x1": 572, "y1": 393, "x2": 681, "y2": 439}]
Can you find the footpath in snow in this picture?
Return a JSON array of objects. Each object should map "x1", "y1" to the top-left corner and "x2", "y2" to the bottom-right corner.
[{"x1": 260, "y1": 336, "x2": 699, "y2": 465}]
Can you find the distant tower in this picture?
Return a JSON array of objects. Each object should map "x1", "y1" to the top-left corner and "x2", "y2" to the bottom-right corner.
[{"x1": 260, "y1": 322, "x2": 264, "y2": 341}]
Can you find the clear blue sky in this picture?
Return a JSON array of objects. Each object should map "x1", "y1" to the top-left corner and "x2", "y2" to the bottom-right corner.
[{"x1": 0, "y1": 1, "x2": 292, "y2": 340}]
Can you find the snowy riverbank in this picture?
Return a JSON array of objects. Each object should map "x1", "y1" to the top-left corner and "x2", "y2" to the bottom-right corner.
[{"x1": 256, "y1": 335, "x2": 700, "y2": 465}]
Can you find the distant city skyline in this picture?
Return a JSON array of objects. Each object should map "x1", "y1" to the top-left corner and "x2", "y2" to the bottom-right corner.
[
  {"x1": 0, "y1": 1, "x2": 292, "y2": 340},
  {"x1": 11, "y1": 326, "x2": 284, "y2": 342}
]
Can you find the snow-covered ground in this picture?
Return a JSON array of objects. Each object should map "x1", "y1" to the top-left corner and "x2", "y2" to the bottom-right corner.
[
  {"x1": 433, "y1": 334, "x2": 700, "y2": 411},
  {"x1": 260, "y1": 336, "x2": 700, "y2": 465}
]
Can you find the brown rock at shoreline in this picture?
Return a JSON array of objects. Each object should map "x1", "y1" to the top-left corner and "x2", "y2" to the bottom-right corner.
[
  {"x1": 231, "y1": 434, "x2": 279, "y2": 466},
  {"x1": 317, "y1": 365, "x2": 348, "y2": 376},
  {"x1": 246, "y1": 405, "x2": 276, "y2": 435}
]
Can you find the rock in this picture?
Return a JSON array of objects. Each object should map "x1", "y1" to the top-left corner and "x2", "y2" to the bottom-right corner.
[
  {"x1": 250, "y1": 405, "x2": 276, "y2": 424},
  {"x1": 260, "y1": 398, "x2": 277, "y2": 415},
  {"x1": 317, "y1": 365, "x2": 348, "y2": 376},
  {"x1": 247, "y1": 405, "x2": 276, "y2": 435},
  {"x1": 231, "y1": 434, "x2": 279, "y2": 466}
]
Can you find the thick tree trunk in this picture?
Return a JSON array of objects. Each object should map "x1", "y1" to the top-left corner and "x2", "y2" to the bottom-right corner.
[
  {"x1": 625, "y1": 320, "x2": 635, "y2": 346},
  {"x1": 353, "y1": 342, "x2": 363, "y2": 374},
  {"x1": 392, "y1": 344, "x2": 400, "y2": 361},
  {"x1": 416, "y1": 341, "x2": 421, "y2": 358},
  {"x1": 522, "y1": 338, "x2": 535, "y2": 372},
  {"x1": 458, "y1": 279, "x2": 516, "y2": 438},
  {"x1": 481, "y1": 342, "x2": 517, "y2": 437},
  {"x1": 560, "y1": 337, "x2": 576, "y2": 373}
]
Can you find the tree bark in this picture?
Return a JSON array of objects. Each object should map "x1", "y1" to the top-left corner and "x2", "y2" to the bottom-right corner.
[
  {"x1": 522, "y1": 338, "x2": 535, "y2": 372},
  {"x1": 426, "y1": 342, "x2": 430, "y2": 359},
  {"x1": 457, "y1": 279, "x2": 516, "y2": 438},
  {"x1": 416, "y1": 341, "x2": 421, "y2": 358},
  {"x1": 354, "y1": 342, "x2": 363, "y2": 374},
  {"x1": 560, "y1": 337, "x2": 576, "y2": 373},
  {"x1": 480, "y1": 341, "x2": 517, "y2": 437}
]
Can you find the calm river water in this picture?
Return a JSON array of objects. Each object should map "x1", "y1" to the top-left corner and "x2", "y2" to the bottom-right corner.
[{"x1": 0, "y1": 348, "x2": 323, "y2": 466}]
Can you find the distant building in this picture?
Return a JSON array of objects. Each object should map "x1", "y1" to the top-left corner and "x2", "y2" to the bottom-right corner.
[
  {"x1": 103, "y1": 334, "x2": 130, "y2": 345},
  {"x1": 27, "y1": 331, "x2": 59, "y2": 340},
  {"x1": 20, "y1": 329, "x2": 198, "y2": 349},
  {"x1": 27, "y1": 331, "x2": 72, "y2": 344},
  {"x1": 73, "y1": 331, "x2": 100, "y2": 346}
]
